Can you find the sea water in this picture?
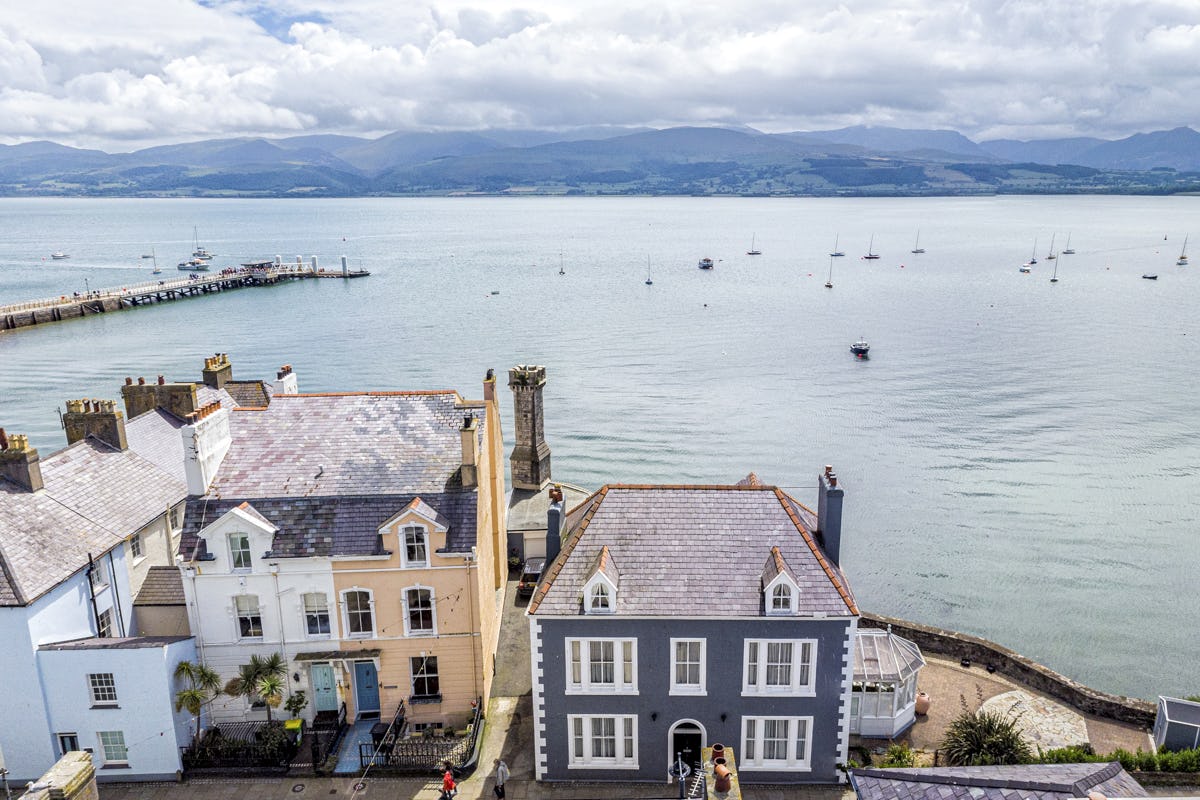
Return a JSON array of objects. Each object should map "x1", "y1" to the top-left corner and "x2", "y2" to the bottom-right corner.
[{"x1": 1, "y1": 195, "x2": 1197, "y2": 699}]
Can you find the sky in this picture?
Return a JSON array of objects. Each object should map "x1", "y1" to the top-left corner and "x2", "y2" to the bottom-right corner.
[{"x1": 2, "y1": 0, "x2": 1199, "y2": 151}]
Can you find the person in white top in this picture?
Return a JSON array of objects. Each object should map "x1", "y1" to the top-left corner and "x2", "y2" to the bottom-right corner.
[{"x1": 493, "y1": 759, "x2": 510, "y2": 798}]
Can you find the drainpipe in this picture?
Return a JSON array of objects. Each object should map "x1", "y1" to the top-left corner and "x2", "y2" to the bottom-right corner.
[
  {"x1": 182, "y1": 561, "x2": 206, "y2": 664},
  {"x1": 107, "y1": 551, "x2": 127, "y2": 637},
  {"x1": 271, "y1": 564, "x2": 293, "y2": 696},
  {"x1": 467, "y1": 549, "x2": 479, "y2": 699}
]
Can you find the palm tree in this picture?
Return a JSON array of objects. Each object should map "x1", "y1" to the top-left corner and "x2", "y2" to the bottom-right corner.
[
  {"x1": 174, "y1": 660, "x2": 221, "y2": 743},
  {"x1": 224, "y1": 653, "x2": 288, "y2": 719},
  {"x1": 257, "y1": 674, "x2": 285, "y2": 722},
  {"x1": 940, "y1": 706, "x2": 1033, "y2": 766}
]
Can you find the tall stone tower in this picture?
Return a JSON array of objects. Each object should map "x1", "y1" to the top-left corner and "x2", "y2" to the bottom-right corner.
[{"x1": 508, "y1": 365, "x2": 552, "y2": 491}]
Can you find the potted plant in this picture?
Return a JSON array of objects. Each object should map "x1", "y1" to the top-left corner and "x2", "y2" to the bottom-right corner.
[{"x1": 285, "y1": 690, "x2": 308, "y2": 719}]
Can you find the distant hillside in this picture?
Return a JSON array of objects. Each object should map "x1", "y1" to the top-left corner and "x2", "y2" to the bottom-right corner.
[{"x1": 1, "y1": 124, "x2": 1199, "y2": 197}]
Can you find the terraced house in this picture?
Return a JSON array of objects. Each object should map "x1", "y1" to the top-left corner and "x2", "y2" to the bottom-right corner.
[
  {"x1": 528, "y1": 468, "x2": 859, "y2": 784},
  {"x1": 178, "y1": 368, "x2": 507, "y2": 733}
]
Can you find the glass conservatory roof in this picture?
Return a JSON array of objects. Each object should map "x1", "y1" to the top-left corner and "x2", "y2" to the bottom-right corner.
[{"x1": 855, "y1": 628, "x2": 926, "y2": 683}]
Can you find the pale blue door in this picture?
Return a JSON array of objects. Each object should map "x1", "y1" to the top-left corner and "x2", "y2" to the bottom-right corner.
[
  {"x1": 312, "y1": 664, "x2": 338, "y2": 713},
  {"x1": 354, "y1": 660, "x2": 380, "y2": 715}
]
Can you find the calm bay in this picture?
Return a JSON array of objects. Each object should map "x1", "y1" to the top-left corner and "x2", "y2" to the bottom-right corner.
[{"x1": 1, "y1": 195, "x2": 1197, "y2": 701}]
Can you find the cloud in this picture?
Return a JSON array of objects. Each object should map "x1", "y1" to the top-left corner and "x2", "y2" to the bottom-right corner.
[{"x1": 2, "y1": 0, "x2": 1200, "y2": 150}]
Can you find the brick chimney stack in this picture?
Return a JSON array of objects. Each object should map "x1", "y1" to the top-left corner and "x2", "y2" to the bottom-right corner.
[
  {"x1": 64, "y1": 399, "x2": 129, "y2": 450},
  {"x1": 201, "y1": 353, "x2": 233, "y2": 389},
  {"x1": 0, "y1": 428, "x2": 45, "y2": 492},
  {"x1": 508, "y1": 365, "x2": 552, "y2": 491},
  {"x1": 460, "y1": 414, "x2": 479, "y2": 489},
  {"x1": 121, "y1": 376, "x2": 198, "y2": 420},
  {"x1": 272, "y1": 363, "x2": 298, "y2": 395}
]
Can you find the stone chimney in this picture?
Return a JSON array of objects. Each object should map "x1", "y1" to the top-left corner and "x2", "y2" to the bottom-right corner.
[
  {"x1": 272, "y1": 363, "x2": 298, "y2": 395},
  {"x1": 0, "y1": 428, "x2": 44, "y2": 492},
  {"x1": 460, "y1": 414, "x2": 478, "y2": 489},
  {"x1": 508, "y1": 365, "x2": 551, "y2": 491},
  {"x1": 182, "y1": 401, "x2": 232, "y2": 496},
  {"x1": 21, "y1": 750, "x2": 98, "y2": 800},
  {"x1": 816, "y1": 465, "x2": 845, "y2": 566},
  {"x1": 201, "y1": 353, "x2": 233, "y2": 390},
  {"x1": 545, "y1": 485, "x2": 565, "y2": 565},
  {"x1": 483, "y1": 368, "x2": 496, "y2": 403},
  {"x1": 63, "y1": 399, "x2": 128, "y2": 450},
  {"x1": 121, "y1": 376, "x2": 198, "y2": 420}
]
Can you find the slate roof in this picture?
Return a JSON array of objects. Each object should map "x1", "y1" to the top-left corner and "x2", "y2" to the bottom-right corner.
[
  {"x1": 124, "y1": 408, "x2": 187, "y2": 483},
  {"x1": 0, "y1": 430, "x2": 187, "y2": 607},
  {"x1": 209, "y1": 392, "x2": 481, "y2": 498},
  {"x1": 850, "y1": 763, "x2": 1145, "y2": 800},
  {"x1": 180, "y1": 493, "x2": 478, "y2": 560},
  {"x1": 762, "y1": 545, "x2": 797, "y2": 587},
  {"x1": 529, "y1": 484, "x2": 858, "y2": 617},
  {"x1": 195, "y1": 385, "x2": 236, "y2": 410},
  {"x1": 855, "y1": 628, "x2": 926, "y2": 683},
  {"x1": 134, "y1": 566, "x2": 186, "y2": 606},
  {"x1": 223, "y1": 380, "x2": 271, "y2": 408}
]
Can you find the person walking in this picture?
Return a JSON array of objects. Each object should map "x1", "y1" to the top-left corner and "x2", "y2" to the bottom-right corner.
[
  {"x1": 493, "y1": 759, "x2": 510, "y2": 798},
  {"x1": 440, "y1": 763, "x2": 457, "y2": 800}
]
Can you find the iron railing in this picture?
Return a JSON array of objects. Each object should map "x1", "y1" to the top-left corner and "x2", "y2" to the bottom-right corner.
[{"x1": 359, "y1": 697, "x2": 483, "y2": 773}]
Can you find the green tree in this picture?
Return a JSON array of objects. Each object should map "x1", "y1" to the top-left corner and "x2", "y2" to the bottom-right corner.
[
  {"x1": 174, "y1": 660, "x2": 221, "y2": 744},
  {"x1": 940, "y1": 706, "x2": 1033, "y2": 766},
  {"x1": 225, "y1": 653, "x2": 287, "y2": 720}
]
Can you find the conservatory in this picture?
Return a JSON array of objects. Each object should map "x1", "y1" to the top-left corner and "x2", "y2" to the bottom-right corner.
[{"x1": 850, "y1": 628, "x2": 926, "y2": 738}]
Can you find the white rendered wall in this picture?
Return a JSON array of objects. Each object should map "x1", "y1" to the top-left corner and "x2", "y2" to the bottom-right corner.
[{"x1": 0, "y1": 606, "x2": 55, "y2": 782}]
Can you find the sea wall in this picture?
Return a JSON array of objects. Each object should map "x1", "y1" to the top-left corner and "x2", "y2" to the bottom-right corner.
[{"x1": 860, "y1": 612, "x2": 1156, "y2": 727}]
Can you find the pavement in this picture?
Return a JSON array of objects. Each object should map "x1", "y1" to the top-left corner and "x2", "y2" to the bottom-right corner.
[{"x1": 97, "y1": 587, "x2": 1150, "y2": 800}]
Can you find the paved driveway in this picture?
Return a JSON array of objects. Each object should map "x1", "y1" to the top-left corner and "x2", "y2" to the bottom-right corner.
[{"x1": 491, "y1": 578, "x2": 533, "y2": 698}]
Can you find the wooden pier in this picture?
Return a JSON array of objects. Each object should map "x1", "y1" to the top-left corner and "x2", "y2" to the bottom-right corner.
[{"x1": 1, "y1": 263, "x2": 368, "y2": 333}]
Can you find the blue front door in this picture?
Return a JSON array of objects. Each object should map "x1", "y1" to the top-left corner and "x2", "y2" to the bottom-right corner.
[
  {"x1": 312, "y1": 664, "x2": 338, "y2": 713},
  {"x1": 354, "y1": 660, "x2": 380, "y2": 716}
]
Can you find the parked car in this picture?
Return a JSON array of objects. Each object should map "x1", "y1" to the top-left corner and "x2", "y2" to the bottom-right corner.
[{"x1": 516, "y1": 557, "x2": 546, "y2": 598}]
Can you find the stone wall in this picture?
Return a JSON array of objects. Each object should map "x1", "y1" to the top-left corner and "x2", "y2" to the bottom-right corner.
[{"x1": 860, "y1": 612, "x2": 1155, "y2": 727}]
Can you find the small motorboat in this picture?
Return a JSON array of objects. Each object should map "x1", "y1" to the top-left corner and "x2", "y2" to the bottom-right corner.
[
  {"x1": 50, "y1": 251, "x2": 69, "y2": 259},
  {"x1": 851, "y1": 338, "x2": 870, "y2": 357},
  {"x1": 178, "y1": 258, "x2": 209, "y2": 271},
  {"x1": 1019, "y1": 263, "x2": 1032, "y2": 273},
  {"x1": 698, "y1": 257, "x2": 714, "y2": 270},
  {"x1": 1142, "y1": 273, "x2": 1158, "y2": 280}
]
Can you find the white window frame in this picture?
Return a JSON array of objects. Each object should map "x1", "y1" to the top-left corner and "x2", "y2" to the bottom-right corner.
[
  {"x1": 229, "y1": 532, "x2": 252, "y2": 571},
  {"x1": 129, "y1": 532, "x2": 143, "y2": 560},
  {"x1": 402, "y1": 585, "x2": 437, "y2": 636},
  {"x1": 410, "y1": 655, "x2": 440, "y2": 700},
  {"x1": 767, "y1": 582, "x2": 795, "y2": 615},
  {"x1": 96, "y1": 730, "x2": 129, "y2": 765},
  {"x1": 400, "y1": 525, "x2": 429, "y2": 568},
  {"x1": 567, "y1": 714, "x2": 638, "y2": 769},
  {"x1": 743, "y1": 639, "x2": 817, "y2": 696},
  {"x1": 97, "y1": 608, "x2": 113, "y2": 638},
  {"x1": 583, "y1": 575, "x2": 617, "y2": 614},
  {"x1": 234, "y1": 594, "x2": 263, "y2": 640},
  {"x1": 342, "y1": 589, "x2": 376, "y2": 638},
  {"x1": 565, "y1": 638, "x2": 637, "y2": 694},
  {"x1": 303, "y1": 592, "x2": 331, "y2": 638},
  {"x1": 88, "y1": 673, "x2": 118, "y2": 706},
  {"x1": 740, "y1": 716, "x2": 812, "y2": 771},
  {"x1": 669, "y1": 638, "x2": 706, "y2": 695}
]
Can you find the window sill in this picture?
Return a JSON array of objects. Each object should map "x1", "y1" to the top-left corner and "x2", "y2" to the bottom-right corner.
[
  {"x1": 132, "y1": 555, "x2": 147, "y2": 566},
  {"x1": 409, "y1": 694, "x2": 443, "y2": 705},
  {"x1": 565, "y1": 688, "x2": 639, "y2": 695},
  {"x1": 741, "y1": 689, "x2": 816, "y2": 698},
  {"x1": 406, "y1": 630, "x2": 437, "y2": 638},
  {"x1": 347, "y1": 632, "x2": 375, "y2": 639},
  {"x1": 305, "y1": 633, "x2": 332, "y2": 640},
  {"x1": 90, "y1": 704, "x2": 120, "y2": 710},
  {"x1": 238, "y1": 636, "x2": 265, "y2": 643},
  {"x1": 567, "y1": 762, "x2": 639, "y2": 770},
  {"x1": 100, "y1": 763, "x2": 131, "y2": 770},
  {"x1": 669, "y1": 688, "x2": 706, "y2": 697},
  {"x1": 738, "y1": 763, "x2": 812, "y2": 772}
]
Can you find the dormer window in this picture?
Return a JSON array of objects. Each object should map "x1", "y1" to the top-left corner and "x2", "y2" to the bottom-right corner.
[
  {"x1": 401, "y1": 525, "x2": 429, "y2": 568},
  {"x1": 229, "y1": 533, "x2": 252, "y2": 571},
  {"x1": 771, "y1": 583, "x2": 793, "y2": 614},
  {"x1": 589, "y1": 583, "x2": 611, "y2": 612}
]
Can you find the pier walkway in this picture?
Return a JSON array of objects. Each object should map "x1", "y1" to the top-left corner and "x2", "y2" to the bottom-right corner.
[{"x1": 1, "y1": 262, "x2": 368, "y2": 332}]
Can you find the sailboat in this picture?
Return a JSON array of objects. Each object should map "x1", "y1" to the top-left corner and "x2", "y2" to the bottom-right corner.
[
  {"x1": 192, "y1": 227, "x2": 214, "y2": 260},
  {"x1": 1028, "y1": 238, "x2": 1038, "y2": 265},
  {"x1": 1177, "y1": 235, "x2": 1188, "y2": 266},
  {"x1": 558, "y1": 251, "x2": 565, "y2": 275},
  {"x1": 747, "y1": 234, "x2": 761, "y2": 255},
  {"x1": 863, "y1": 234, "x2": 880, "y2": 259},
  {"x1": 150, "y1": 248, "x2": 162, "y2": 275},
  {"x1": 645, "y1": 255, "x2": 653, "y2": 285},
  {"x1": 1061, "y1": 233, "x2": 1075, "y2": 255},
  {"x1": 1046, "y1": 233, "x2": 1057, "y2": 260},
  {"x1": 830, "y1": 234, "x2": 844, "y2": 257},
  {"x1": 825, "y1": 256, "x2": 834, "y2": 288},
  {"x1": 911, "y1": 230, "x2": 925, "y2": 254},
  {"x1": 1050, "y1": 255, "x2": 1059, "y2": 283}
]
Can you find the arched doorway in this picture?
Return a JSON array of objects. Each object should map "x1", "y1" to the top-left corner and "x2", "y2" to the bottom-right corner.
[{"x1": 667, "y1": 719, "x2": 706, "y2": 770}]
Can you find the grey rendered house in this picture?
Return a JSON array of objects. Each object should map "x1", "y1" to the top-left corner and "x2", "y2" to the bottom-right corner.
[{"x1": 527, "y1": 469, "x2": 859, "y2": 784}]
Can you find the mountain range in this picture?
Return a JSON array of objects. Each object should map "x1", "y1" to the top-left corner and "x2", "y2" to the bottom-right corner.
[{"x1": 1, "y1": 124, "x2": 1198, "y2": 197}]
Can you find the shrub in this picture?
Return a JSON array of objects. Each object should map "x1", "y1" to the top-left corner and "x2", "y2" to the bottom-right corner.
[
  {"x1": 881, "y1": 743, "x2": 917, "y2": 768},
  {"x1": 940, "y1": 703, "x2": 1032, "y2": 766}
]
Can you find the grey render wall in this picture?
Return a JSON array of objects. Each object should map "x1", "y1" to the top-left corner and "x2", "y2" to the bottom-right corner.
[{"x1": 535, "y1": 615, "x2": 854, "y2": 783}]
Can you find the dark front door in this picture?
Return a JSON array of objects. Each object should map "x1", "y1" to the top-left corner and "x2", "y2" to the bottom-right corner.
[
  {"x1": 354, "y1": 660, "x2": 380, "y2": 717},
  {"x1": 671, "y1": 724, "x2": 703, "y2": 768}
]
